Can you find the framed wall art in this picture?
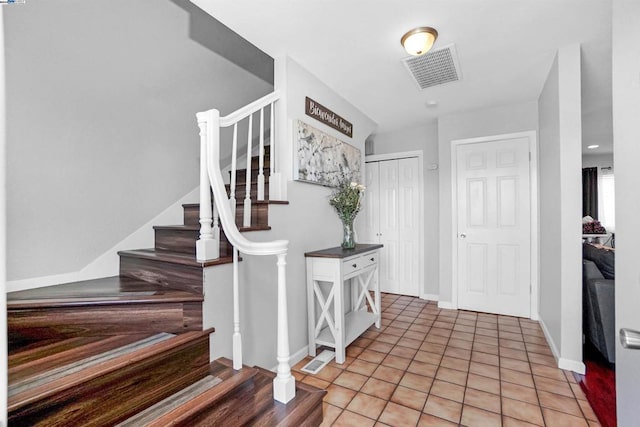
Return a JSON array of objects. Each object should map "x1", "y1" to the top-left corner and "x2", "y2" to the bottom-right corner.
[{"x1": 294, "y1": 120, "x2": 361, "y2": 188}]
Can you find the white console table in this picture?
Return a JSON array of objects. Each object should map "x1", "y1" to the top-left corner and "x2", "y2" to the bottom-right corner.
[{"x1": 305, "y1": 244, "x2": 383, "y2": 364}]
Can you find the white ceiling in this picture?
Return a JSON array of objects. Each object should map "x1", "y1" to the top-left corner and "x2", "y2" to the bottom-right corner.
[{"x1": 193, "y1": 0, "x2": 613, "y2": 153}]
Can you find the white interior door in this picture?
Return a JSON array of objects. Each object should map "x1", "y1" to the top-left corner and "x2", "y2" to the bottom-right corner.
[
  {"x1": 363, "y1": 158, "x2": 420, "y2": 297},
  {"x1": 456, "y1": 138, "x2": 531, "y2": 317}
]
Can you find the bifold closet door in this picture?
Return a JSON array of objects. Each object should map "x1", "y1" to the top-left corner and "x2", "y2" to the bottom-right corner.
[{"x1": 364, "y1": 158, "x2": 420, "y2": 296}]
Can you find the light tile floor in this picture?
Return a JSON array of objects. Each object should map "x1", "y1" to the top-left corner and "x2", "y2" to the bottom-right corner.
[{"x1": 292, "y1": 293, "x2": 600, "y2": 427}]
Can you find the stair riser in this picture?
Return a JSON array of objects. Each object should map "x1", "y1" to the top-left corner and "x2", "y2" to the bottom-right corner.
[
  {"x1": 154, "y1": 228, "x2": 232, "y2": 256},
  {"x1": 183, "y1": 203, "x2": 269, "y2": 229},
  {"x1": 120, "y1": 256, "x2": 203, "y2": 294},
  {"x1": 8, "y1": 302, "x2": 201, "y2": 344},
  {"x1": 8, "y1": 334, "x2": 211, "y2": 426}
]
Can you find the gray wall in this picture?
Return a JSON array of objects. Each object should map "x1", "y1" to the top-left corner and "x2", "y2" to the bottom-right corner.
[
  {"x1": 437, "y1": 102, "x2": 539, "y2": 304},
  {"x1": 368, "y1": 123, "x2": 440, "y2": 298},
  {"x1": 538, "y1": 55, "x2": 563, "y2": 351},
  {"x1": 5, "y1": 0, "x2": 273, "y2": 280},
  {"x1": 537, "y1": 45, "x2": 583, "y2": 369}
]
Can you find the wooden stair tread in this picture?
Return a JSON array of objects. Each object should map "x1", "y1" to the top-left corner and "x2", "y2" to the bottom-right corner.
[
  {"x1": 7, "y1": 276, "x2": 203, "y2": 309},
  {"x1": 182, "y1": 199, "x2": 289, "y2": 209},
  {"x1": 8, "y1": 328, "x2": 214, "y2": 413},
  {"x1": 118, "y1": 248, "x2": 233, "y2": 267}
]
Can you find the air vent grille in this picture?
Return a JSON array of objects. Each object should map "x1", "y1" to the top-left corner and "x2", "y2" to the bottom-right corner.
[{"x1": 402, "y1": 44, "x2": 462, "y2": 90}]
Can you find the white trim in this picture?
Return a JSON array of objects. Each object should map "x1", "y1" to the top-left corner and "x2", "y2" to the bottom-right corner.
[
  {"x1": 449, "y1": 131, "x2": 539, "y2": 319},
  {"x1": 0, "y1": 8, "x2": 8, "y2": 426},
  {"x1": 271, "y1": 345, "x2": 309, "y2": 372},
  {"x1": 538, "y1": 316, "x2": 585, "y2": 374},
  {"x1": 438, "y1": 301, "x2": 455, "y2": 310},
  {"x1": 365, "y1": 150, "x2": 425, "y2": 299},
  {"x1": 421, "y1": 293, "x2": 439, "y2": 302}
]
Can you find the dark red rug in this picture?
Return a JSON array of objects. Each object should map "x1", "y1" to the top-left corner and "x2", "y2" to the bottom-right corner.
[{"x1": 576, "y1": 343, "x2": 616, "y2": 427}]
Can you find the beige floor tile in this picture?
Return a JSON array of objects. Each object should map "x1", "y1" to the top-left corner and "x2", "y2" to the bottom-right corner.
[
  {"x1": 346, "y1": 392, "x2": 387, "y2": 420},
  {"x1": 528, "y1": 352, "x2": 557, "y2": 367},
  {"x1": 471, "y1": 351, "x2": 500, "y2": 366},
  {"x1": 499, "y1": 324, "x2": 523, "y2": 334},
  {"x1": 541, "y1": 407, "x2": 589, "y2": 427},
  {"x1": 376, "y1": 333, "x2": 401, "y2": 345},
  {"x1": 476, "y1": 328, "x2": 499, "y2": 338},
  {"x1": 500, "y1": 347, "x2": 529, "y2": 361},
  {"x1": 389, "y1": 345, "x2": 418, "y2": 360},
  {"x1": 501, "y1": 367, "x2": 535, "y2": 388},
  {"x1": 391, "y1": 385, "x2": 428, "y2": 411},
  {"x1": 358, "y1": 349, "x2": 387, "y2": 364},
  {"x1": 472, "y1": 341, "x2": 500, "y2": 355},
  {"x1": 501, "y1": 397, "x2": 544, "y2": 426},
  {"x1": 384, "y1": 326, "x2": 406, "y2": 337},
  {"x1": 451, "y1": 331, "x2": 475, "y2": 342},
  {"x1": 378, "y1": 401, "x2": 421, "y2": 426},
  {"x1": 533, "y1": 375, "x2": 574, "y2": 398},
  {"x1": 397, "y1": 337, "x2": 423, "y2": 349},
  {"x1": 361, "y1": 377, "x2": 397, "y2": 401},
  {"x1": 320, "y1": 403, "x2": 342, "y2": 427},
  {"x1": 448, "y1": 338, "x2": 474, "y2": 350},
  {"x1": 500, "y1": 339, "x2": 527, "y2": 350},
  {"x1": 404, "y1": 330, "x2": 426, "y2": 341},
  {"x1": 474, "y1": 335, "x2": 499, "y2": 346},
  {"x1": 502, "y1": 416, "x2": 542, "y2": 427},
  {"x1": 333, "y1": 370, "x2": 368, "y2": 391},
  {"x1": 444, "y1": 346, "x2": 472, "y2": 360},
  {"x1": 440, "y1": 355, "x2": 470, "y2": 372},
  {"x1": 423, "y1": 395, "x2": 463, "y2": 424},
  {"x1": 314, "y1": 365, "x2": 343, "y2": 382},
  {"x1": 500, "y1": 331, "x2": 525, "y2": 342},
  {"x1": 430, "y1": 379, "x2": 465, "y2": 402},
  {"x1": 372, "y1": 365, "x2": 405, "y2": 384},
  {"x1": 467, "y1": 373, "x2": 500, "y2": 394},
  {"x1": 469, "y1": 361, "x2": 500, "y2": 379},
  {"x1": 415, "y1": 349, "x2": 444, "y2": 365},
  {"x1": 435, "y1": 366, "x2": 468, "y2": 386},
  {"x1": 538, "y1": 390, "x2": 583, "y2": 417},
  {"x1": 418, "y1": 413, "x2": 458, "y2": 426},
  {"x1": 464, "y1": 387, "x2": 501, "y2": 413},
  {"x1": 500, "y1": 357, "x2": 531, "y2": 374},
  {"x1": 577, "y1": 398, "x2": 599, "y2": 421},
  {"x1": 346, "y1": 345, "x2": 364, "y2": 358},
  {"x1": 477, "y1": 321, "x2": 498, "y2": 330},
  {"x1": 302, "y1": 375, "x2": 331, "y2": 389},
  {"x1": 501, "y1": 381, "x2": 539, "y2": 405},
  {"x1": 461, "y1": 405, "x2": 502, "y2": 427},
  {"x1": 531, "y1": 363, "x2": 568, "y2": 382},
  {"x1": 325, "y1": 384, "x2": 357, "y2": 408},
  {"x1": 333, "y1": 409, "x2": 376, "y2": 427},
  {"x1": 399, "y1": 371, "x2": 434, "y2": 393},
  {"x1": 407, "y1": 360, "x2": 438, "y2": 378},
  {"x1": 381, "y1": 354, "x2": 411, "y2": 370},
  {"x1": 346, "y1": 359, "x2": 378, "y2": 376}
]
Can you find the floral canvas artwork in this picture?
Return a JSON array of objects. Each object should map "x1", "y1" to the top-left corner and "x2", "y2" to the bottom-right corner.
[{"x1": 294, "y1": 120, "x2": 361, "y2": 187}]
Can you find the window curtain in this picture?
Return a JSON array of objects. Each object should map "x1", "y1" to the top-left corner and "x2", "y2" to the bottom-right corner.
[{"x1": 582, "y1": 167, "x2": 598, "y2": 219}]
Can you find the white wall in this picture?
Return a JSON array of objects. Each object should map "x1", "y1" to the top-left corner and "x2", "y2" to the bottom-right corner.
[
  {"x1": 582, "y1": 152, "x2": 614, "y2": 169},
  {"x1": 5, "y1": 0, "x2": 273, "y2": 281},
  {"x1": 612, "y1": 0, "x2": 640, "y2": 422},
  {"x1": 205, "y1": 57, "x2": 377, "y2": 368},
  {"x1": 537, "y1": 45, "x2": 584, "y2": 372},
  {"x1": 367, "y1": 123, "x2": 439, "y2": 298},
  {"x1": 437, "y1": 102, "x2": 538, "y2": 304}
]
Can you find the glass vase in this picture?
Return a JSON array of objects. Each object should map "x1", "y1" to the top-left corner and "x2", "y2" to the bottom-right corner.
[{"x1": 341, "y1": 219, "x2": 356, "y2": 249}]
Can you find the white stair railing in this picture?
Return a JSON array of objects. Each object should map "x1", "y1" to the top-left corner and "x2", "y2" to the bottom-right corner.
[{"x1": 196, "y1": 91, "x2": 295, "y2": 404}]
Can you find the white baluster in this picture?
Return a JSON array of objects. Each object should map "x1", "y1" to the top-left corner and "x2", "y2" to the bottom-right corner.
[
  {"x1": 268, "y1": 101, "x2": 282, "y2": 200},
  {"x1": 196, "y1": 113, "x2": 219, "y2": 261},
  {"x1": 232, "y1": 247, "x2": 242, "y2": 370},
  {"x1": 230, "y1": 123, "x2": 238, "y2": 219},
  {"x1": 243, "y1": 114, "x2": 253, "y2": 227},
  {"x1": 212, "y1": 200, "x2": 220, "y2": 248},
  {"x1": 273, "y1": 253, "x2": 295, "y2": 404},
  {"x1": 257, "y1": 108, "x2": 265, "y2": 201},
  {"x1": 269, "y1": 102, "x2": 275, "y2": 179}
]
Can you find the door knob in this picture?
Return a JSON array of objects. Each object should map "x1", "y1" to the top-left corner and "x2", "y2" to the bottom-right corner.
[
  {"x1": 460, "y1": 233, "x2": 467, "y2": 239},
  {"x1": 620, "y1": 328, "x2": 640, "y2": 349}
]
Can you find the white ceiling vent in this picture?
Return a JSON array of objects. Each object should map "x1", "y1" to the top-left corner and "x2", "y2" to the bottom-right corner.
[{"x1": 402, "y1": 44, "x2": 462, "y2": 90}]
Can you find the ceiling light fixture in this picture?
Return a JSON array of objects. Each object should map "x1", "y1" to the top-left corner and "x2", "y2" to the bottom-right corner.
[
  {"x1": 587, "y1": 145, "x2": 600, "y2": 149},
  {"x1": 401, "y1": 27, "x2": 438, "y2": 56}
]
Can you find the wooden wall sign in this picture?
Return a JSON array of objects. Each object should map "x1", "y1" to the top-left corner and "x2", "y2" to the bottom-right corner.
[{"x1": 305, "y1": 97, "x2": 353, "y2": 138}]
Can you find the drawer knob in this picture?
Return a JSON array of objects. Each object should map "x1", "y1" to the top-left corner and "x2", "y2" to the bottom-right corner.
[
  {"x1": 370, "y1": 257, "x2": 375, "y2": 261},
  {"x1": 352, "y1": 264, "x2": 357, "y2": 268}
]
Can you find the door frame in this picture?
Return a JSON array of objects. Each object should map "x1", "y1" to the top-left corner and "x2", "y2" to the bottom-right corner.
[
  {"x1": 365, "y1": 150, "x2": 425, "y2": 299},
  {"x1": 450, "y1": 131, "x2": 539, "y2": 319}
]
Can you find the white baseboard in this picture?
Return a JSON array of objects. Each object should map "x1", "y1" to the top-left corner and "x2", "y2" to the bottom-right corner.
[
  {"x1": 537, "y1": 317, "x2": 585, "y2": 374},
  {"x1": 559, "y1": 357, "x2": 586, "y2": 375},
  {"x1": 271, "y1": 346, "x2": 309, "y2": 372},
  {"x1": 438, "y1": 301, "x2": 455, "y2": 310},
  {"x1": 421, "y1": 293, "x2": 439, "y2": 302},
  {"x1": 7, "y1": 187, "x2": 199, "y2": 293}
]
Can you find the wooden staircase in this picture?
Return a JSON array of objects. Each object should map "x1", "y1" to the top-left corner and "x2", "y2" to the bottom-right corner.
[{"x1": 6, "y1": 150, "x2": 325, "y2": 426}]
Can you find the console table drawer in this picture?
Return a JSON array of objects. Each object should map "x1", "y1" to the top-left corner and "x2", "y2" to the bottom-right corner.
[{"x1": 342, "y1": 251, "x2": 377, "y2": 277}]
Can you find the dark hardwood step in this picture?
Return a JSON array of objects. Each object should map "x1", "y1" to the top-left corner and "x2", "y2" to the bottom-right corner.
[
  {"x1": 182, "y1": 200, "x2": 285, "y2": 228},
  {"x1": 154, "y1": 223, "x2": 271, "y2": 255},
  {"x1": 8, "y1": 329, "x2": 213, "y2": 426},
  {"x1": 7, "y1": 277, "x2": 204, "y2": 344}
]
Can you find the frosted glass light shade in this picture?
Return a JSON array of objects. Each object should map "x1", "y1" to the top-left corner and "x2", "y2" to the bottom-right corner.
[{"x1": 401, "y1": 27, "x2": 438, "y2": 56}]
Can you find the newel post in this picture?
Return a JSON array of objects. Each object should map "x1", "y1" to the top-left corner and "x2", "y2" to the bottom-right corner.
[
  {"x1": 273, "y1": 252, "x2": 295, "y2": 403},
  {"x1": 196, "y1": 111, "x2": 220, "y2": 262}
]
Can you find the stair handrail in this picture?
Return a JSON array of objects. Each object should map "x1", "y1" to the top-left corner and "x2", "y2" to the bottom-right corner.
[{"x1": 196, "y1": 91, "x2": 295, "y2": 404}]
